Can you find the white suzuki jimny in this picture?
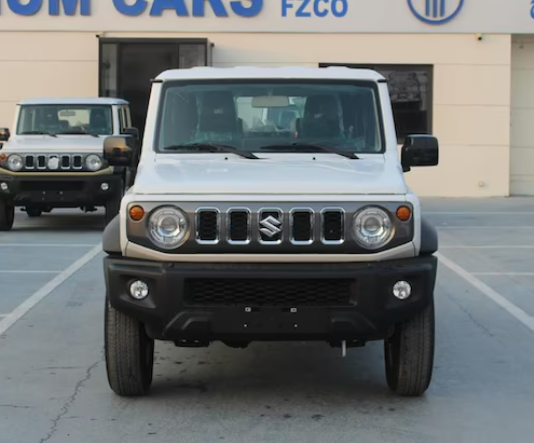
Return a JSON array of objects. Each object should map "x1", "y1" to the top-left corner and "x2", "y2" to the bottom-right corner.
[
  {"x1": 0, "y1": 97, "x2": 140, "y2": 230},
  {"x1": 101, "y1": 67, "x2": 439, "y2": 398}
]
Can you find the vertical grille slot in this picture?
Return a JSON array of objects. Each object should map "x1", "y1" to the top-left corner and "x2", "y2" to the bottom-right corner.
[
  {"x1": 37, "y1": 155, "x2": 46, "y2": 169},
  {"x1": 196, "y1": 209, "x2": 219, "y2": 244},
  {"x1": 290, "y1": 209, "x2": 313, "y2": 244},
  {"x1": 322, "y1": 209, "x2": 344, "y2": 244},
  {"x1": 25, "y1": 155, "x2": 34, "y2": 169},
  {"x1": 72, "y1": 155, "x2": 83, "y2": 169},
  {"x1": 228, "y1": 210, "x2": 250, "y2": 244},
  {"x1": 61, "y1": 155, "x2": 70, "y2": 169}
]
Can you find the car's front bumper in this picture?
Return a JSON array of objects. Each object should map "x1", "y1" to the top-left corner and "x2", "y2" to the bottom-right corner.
[
  {"x1": 0, "y1": 171, "x2": 121, "y2": 207},
  {"x1": 104, "y1": 255, "x2": 438, "y2": 344}
]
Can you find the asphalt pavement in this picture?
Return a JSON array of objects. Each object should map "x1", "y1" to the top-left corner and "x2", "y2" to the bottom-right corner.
[{"x1": 1, "y1": 198, "x2": 534, "y2": 443}]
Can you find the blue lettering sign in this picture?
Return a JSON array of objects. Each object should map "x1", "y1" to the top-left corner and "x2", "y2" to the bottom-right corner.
[
  {"x1": 531, "y1": 0, "x2": 534, "y2": 19},
  {"x1": 49, "y1": 0, "x2": 90, "y2": 15},
  {"x1": 150, "y1": 0, "x2": 188, "y2": 16},
  {"x1": 192, "y1": 0, "x2": 227, "y2": 17},
  {"x1": 230, "y1": 0, "x2": 262, "y2": 17},
  {"x1": 113, "y1": 0, "x2": 147, "y2": 16},
  {"x1": 282, "y1": 0, "x2": 347, "y2": 18},
  {"x1": 7, "y1": 0, "x2": 42, "y2": 15}
]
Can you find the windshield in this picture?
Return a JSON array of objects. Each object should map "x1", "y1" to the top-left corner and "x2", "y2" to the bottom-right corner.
[
  {"x1": 16, "y1": 104, "x2": 113, "y2": 135},
  {"x1": 155, "y1": 80, "x2": 384, "y2": 154}
]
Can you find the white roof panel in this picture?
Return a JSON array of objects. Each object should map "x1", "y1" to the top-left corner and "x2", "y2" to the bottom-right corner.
[
  {"x1": 155, "y1": 66, "x2": 385, "y2": 82},
  {"x1": 18, "y1": 97, "x2": 129, "y2": 106}
]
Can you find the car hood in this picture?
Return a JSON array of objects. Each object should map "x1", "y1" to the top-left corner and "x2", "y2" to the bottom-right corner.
[
  {"x1": 2, "y1": 135, "x2": 105, "y2": 153},
  {"x1": 132, "y1": 154, "x2": 408, "y2": 196}
]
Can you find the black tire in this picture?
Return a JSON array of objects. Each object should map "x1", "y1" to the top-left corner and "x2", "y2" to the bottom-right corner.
[
  {"x1": 104, "y1": 298, "x2": 154, "y2": 397},
  {"x1": 384, "y1": 302, "x2": 435, "y2": 397},
  {"x1": 0, "y1": 200, "x2": 15, "y2": 231},
  {"x1": 26, "y1": 207, "x2": 42, "y2": 217}
]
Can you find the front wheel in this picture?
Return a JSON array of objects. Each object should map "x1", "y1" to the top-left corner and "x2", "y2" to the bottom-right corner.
[
  {"x1": 104, "y1": 298, "x2": 155, "y2": 397},
  {"x1": 0, "y1": 200, "x2": 15, "y2": 231},
  {"x1": 384, "y1": 302, "x2": 435, "y2": 397}
]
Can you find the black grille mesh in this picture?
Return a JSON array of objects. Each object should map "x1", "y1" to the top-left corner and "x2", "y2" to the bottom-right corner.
[
  {"x1": 229, "y1": 211, "x2": 249, "y2": 241},
  {"x1": 323, "y1": 211, "x2": 343, "y2": 241},
  {"x1": 184, "y1": 278, "x2": 355, "y2": 306},
  {"x1": 292, "y1": 211, "x2": 312, "y2": 241},
  {"x1": 198, "y1": 211, "x2": 218, "y2": 241}
]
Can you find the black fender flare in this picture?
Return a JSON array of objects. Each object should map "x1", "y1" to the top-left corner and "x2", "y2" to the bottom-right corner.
[
  {"x1": 103, "y1": 214, "x2": 121, "y2": 255},
  {"x1": 420, "y1": 215, "x2": 438, "y2": 255}
]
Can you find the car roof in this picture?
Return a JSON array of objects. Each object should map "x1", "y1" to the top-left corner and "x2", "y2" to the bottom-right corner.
[
  {"x1": 155, "y1": 66, "x2": 385, "y2": 82},
  {"x1": 17, "y1": 97, "x2": 129, "y2": 106}
]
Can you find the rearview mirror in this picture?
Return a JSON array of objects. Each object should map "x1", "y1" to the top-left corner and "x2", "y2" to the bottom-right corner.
[
  {"x1": 104, "y1": 135, "x2": 137, "y2": 166},
  {"x1": 251, "y1": 95, "x2": 290, "y2": 108},
  {"x1": 401, "y1": 134, "x2": 439, "y2": 173},
  {"x1": 123, "y1": 127, "x2": 139, "y2": 140},
  {"x1": 0, "y1": 128, "x2": 10, "y2": 142}
]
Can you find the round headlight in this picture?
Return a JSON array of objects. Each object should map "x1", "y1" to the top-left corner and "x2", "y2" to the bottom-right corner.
[
  {"x1": 352, "y1": 206, "x2": 394, "y2": 250},
  {"x1": 85, "y1": 154, "x2": 102, "y2": 171},
  {"x1": 148, "y1": 206, "x2": 190, "y2": 249},
  {"x1": 7, "y1": 154, "x2": 23, "y2": 171}
]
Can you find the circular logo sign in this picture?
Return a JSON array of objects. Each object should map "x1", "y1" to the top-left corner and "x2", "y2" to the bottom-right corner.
[{"x1": 408, "y1": 0, "x2": 465, "y2": 25}]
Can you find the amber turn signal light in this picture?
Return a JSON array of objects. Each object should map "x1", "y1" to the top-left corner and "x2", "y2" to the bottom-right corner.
[
  {"x1": 396, "y1": 206, "x2": 412, "y2": 222},
  {"x1": 0, "y1": 153, "x2": 6, "y2": 161},
  {"x1": 129, "y1": 205, "x2": 145, "y2": 221}
]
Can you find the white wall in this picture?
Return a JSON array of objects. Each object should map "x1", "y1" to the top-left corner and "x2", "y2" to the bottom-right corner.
[
  {"x1": 0, "y1": 32, "x2": 512, "y2": 197},
  {"x1": 510, "y1": 35, "x2": 534, "y2": 196}
]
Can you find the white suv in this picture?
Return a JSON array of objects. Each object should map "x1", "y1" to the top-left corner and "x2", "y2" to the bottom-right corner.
[
  {"x1": 101, "y1": 67, "x2": 439, "y2": 398},
  {"x1": 0, "y1": 97, "x2": 140, "y2": 230}
]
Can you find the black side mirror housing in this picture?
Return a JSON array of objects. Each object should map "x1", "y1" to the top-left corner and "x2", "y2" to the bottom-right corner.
[
  {"x1": 401, "y1": 134, "x2": 439, "y2": 172},
  {"x1": 0, "y1": 128, "x2": 10, "y2": 142},
  {"x1": 104, "y1": 135, "x2": 137, "y2": 167},
  {"x1": 123, "y1": 127, "x2": 139, "y2": 140}
]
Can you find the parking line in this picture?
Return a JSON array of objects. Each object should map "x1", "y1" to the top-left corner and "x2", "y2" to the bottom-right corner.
[
  {"x1": 436, "y1": 252, "x2": 534, "y2": 334},
  {"x1": 0, "y1": 270, "x2": 60, "y2": 274},
  {"x1": 0, "y1": 244, "x2": 97, "y2": 248},
  {"x1": 0, "y1": 244, "x2": 102, "y2": 337},
  {"x1": 471, "y1": 272, "x2": 534, "y2": 276},
  {"x1": 441, "y1": 245, "x2": 534, "y2": 249},
  {"x1": 437, "y1": 226, "x2": 534, "y2": 229}
]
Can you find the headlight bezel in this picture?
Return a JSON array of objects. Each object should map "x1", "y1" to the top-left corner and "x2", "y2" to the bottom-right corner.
[
  {"x1": 147, "y1": 205, "x2": 191, "y2": 250},
  {"x1": 351, "y1": 205, "x2": 396, "y2": 250},
  {"x1": 85, "y1": 154, "x2": 103, "y2": 172},
  {"x1": 7, "y1": 154, "x2": 23, "y2": 172}
]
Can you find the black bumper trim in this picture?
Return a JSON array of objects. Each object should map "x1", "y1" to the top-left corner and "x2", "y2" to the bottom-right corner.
[
  {"x1": 104, "y1": 256, "x2": 438, "y2": 343},
  {"x1": 0, "y1": 173, "x2": 122, "y2": 207}
]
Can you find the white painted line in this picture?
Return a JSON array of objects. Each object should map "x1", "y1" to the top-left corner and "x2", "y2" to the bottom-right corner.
[
  {"x1": 441, "y1": 245, "x2": 534, "y2": 249},
  {"x1": 426, "y1": 212, "x2": 534, "y2": 215},
  {"x1": 0, "y1": 244, "x2": 102, "y2": 337},
  {"x1": 437, "y1": 226, "x2": 534, "y2": 229},
  {"x1": 436, "y1": 252, "x2": 534, "y2": 334},
  {"x1": 471, "y1": 272, "x2": 534, "y2": 276},
  {"x1": 0, "y1": 244, "x2": 97, "y2": 248},
  {"x1": 0, "y1": 270, "x2": 60, "y2": 274}
]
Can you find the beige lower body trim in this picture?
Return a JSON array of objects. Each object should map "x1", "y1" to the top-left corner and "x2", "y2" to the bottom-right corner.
[
  {"x1": 124, "y1": 241, "x2": 416, "y2": 263},
  {"x1": 0, "y1": 167, "x2": 113, "y2": 177}
]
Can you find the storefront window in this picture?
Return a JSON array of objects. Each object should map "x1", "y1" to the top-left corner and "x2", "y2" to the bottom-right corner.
[{"x1": 319, "y1": 64, "x2": 433, "y2": 144}]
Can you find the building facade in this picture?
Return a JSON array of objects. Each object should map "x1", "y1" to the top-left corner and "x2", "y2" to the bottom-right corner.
[{"x1": 0, "y1": 0, "x2": 532, "y2": 197}]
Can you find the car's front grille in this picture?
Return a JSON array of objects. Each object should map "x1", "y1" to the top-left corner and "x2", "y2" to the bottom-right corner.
[
  {"x1": 23, "y1": 154, "x2": 84, "y2": 171},
  {"x1": 195, "y1": 207, "x2": 345, "y2": 246},
  {"x1": 184, "y1": 278, "x2": 356, "y2": 307}
]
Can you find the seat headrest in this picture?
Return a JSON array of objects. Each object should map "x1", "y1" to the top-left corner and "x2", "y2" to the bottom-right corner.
[{"x1": 198, "y1": 91, "x2": 238, "y2": 132}]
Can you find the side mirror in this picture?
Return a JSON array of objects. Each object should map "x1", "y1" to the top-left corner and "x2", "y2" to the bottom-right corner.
[
  {"x1": 0, "y1": 128, "x2": 10, "y2": 142},
  {"x1": 401, "y1": 134, "x2": 439, "y2": 172},
  {"x1": 123, "y1": 127, "x2": 139, "y2": 140},
  {"x1": 104, "y1": 135, "x2": 137, "y2": 166}
]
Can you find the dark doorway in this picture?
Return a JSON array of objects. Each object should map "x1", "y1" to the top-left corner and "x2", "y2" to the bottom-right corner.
[{"x1": 99, "y1": 38, "x2": 212, "y2": 137}]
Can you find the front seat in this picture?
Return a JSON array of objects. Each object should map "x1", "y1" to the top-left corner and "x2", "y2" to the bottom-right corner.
[
  {"x1": 196, "y1": 91, "x2": 241, "y2": 143},
  {"x1": 297, "y1": 95, "x2": 343, "y2": 139},
  {"x1": 89, "y1": 109, "x2": 110, "y2": 134}
]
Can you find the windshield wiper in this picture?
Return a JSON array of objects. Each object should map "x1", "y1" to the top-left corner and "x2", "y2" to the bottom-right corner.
[
  {"x1": 260, "y1": 143, "x2": 359, "y2": 159},
  {"x1": 57, "y1": 130, "x2": 99, "y2": 138},
  {"x1": 162, "y1": 143, "x2": 260, "y2": 160},
  {"x1": 19, "y1": 130, "x2": 57, "y2": 137}
]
